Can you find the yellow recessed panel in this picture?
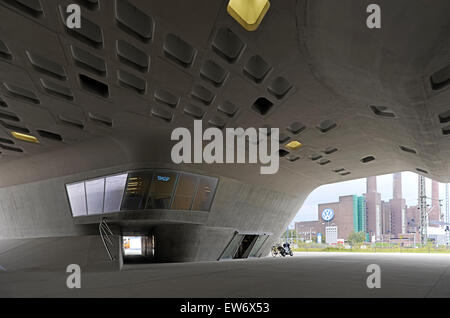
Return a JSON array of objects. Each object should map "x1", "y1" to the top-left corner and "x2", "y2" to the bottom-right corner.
[
  {"x1": 11, "y1": 131, "x2": 39, "y2": 143},
  {"x1": 227, "y1": 0, "x2": 270, "y2": 31},
  {"x1": 285, "y1": 140, "x2": 302, "y2": 151}
]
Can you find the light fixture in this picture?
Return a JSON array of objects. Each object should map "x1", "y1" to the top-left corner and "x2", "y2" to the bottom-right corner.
[
  {"x1": 11, "y1": 131, "x2": 39, "y2": 143},
  {"x1": 285, "y1": 140, "x2": 302, "y2": 151},
  {"x1": 227, "y1": 0, "x2": 270, "y2": 31}
]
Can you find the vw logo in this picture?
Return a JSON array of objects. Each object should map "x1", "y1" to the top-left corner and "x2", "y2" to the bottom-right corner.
[{"x1": 321, "y1": 208, "x2": 335, "y2": 222}]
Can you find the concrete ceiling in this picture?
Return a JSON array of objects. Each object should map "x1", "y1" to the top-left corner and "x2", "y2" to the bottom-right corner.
[{"x1": 0, "y1": 0, "x2": 449, "y2": 194}]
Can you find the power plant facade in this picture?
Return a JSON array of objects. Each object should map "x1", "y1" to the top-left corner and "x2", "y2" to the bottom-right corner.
[{"x1": 296, "y1": 173, "x2": 445, "y2": 244}]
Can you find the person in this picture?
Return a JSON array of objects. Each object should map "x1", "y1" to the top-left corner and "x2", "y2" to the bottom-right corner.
[{"x1": 283, "y1": 242, "x2": 291, "y2": 254}]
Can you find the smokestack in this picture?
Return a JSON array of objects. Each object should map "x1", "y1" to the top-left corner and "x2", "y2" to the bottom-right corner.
[
  {"x1": 431, "y1": 180, "x2": 440, "y2": 221},
  {"x1": 393, "y1": 173, "x2": 402, "y2": 199},
  {"x1": 367, "y1": 176, "x2": 377, "y2": 193}
]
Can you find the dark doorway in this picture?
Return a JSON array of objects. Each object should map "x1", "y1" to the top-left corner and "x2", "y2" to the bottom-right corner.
[{"x1": 234, "y1": 235, "x2": 258, "y2": 259}]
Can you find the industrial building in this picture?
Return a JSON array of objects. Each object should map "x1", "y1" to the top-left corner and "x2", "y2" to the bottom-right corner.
[
  {"x1": 296, "y1": 173, "x2": 447, "y2": 244},
  {"x1": 296, "y1": 195, "x2": 365, "y2": 243}
]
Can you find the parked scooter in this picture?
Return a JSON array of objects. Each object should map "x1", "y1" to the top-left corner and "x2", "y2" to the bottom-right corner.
[
  {"x1": 282, "y1": 242, "x2": 293, "y2": 256},
  {"x1": 271, "y1": 242, "x2": 293, "y2": 257}
]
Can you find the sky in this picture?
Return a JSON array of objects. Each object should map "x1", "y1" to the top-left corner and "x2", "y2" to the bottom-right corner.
[{"x1": 290, "y1": 172, "x2": 449, "y2": 227}]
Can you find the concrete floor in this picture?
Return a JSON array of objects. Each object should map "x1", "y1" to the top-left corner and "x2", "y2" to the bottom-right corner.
[{"x1": 0, "y1": 252, "x2": 449, "y2": 297}]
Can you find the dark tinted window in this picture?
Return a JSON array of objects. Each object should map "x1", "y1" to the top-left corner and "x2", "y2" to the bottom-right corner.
[
  {"x1": 192, "y1": 176, "x2": 218, "y2": 211},
  {"x1": 144, "y1": 172, "x2": 177, "y2": 209},
  {"x1": 172, "y1": 173, "x2": 198, "y2": 210},
  {"x1": 121, "y1": 171, "x2": 153, "y2": 210}
]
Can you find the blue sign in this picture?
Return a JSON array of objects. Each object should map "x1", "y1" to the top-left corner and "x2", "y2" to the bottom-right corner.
[
  {"x1": 157, "y1": 175, "x2": 170, "y2": 182},
  {"x1": 321, "y1": 208, "x2": 335, "y2": 222}
]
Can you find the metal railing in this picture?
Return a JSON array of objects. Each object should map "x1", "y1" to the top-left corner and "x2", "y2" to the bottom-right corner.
[{"x1": 99, "y1": 218, "x2": 115, "y2": 261}]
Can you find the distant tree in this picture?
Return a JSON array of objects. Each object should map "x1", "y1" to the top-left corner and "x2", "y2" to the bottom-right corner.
[
  {"x1": 347, "y1": 231, "x2": 366, "y2": 246},
  {"x1": 281, "y1": 229, "x2": 298, "y2": 241}
]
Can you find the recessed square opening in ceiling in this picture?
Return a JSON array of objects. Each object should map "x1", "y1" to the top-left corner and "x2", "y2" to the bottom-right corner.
[
  {"x1": 117, "y1": 69, "x2": 146, "y2": 94},
  {"x1": 154, "y1": 88, "x2": 179, "y2": 108},
  {"x1": 316, "y1": 120, "x2": 337, "y2": 133},
  {"x1": 430, "y1": 65, "x2": 450, "y2": 90},
  {"x1": 151, "y1": 105, "x2": 173, "y2": 122},
  {"x1": 217, "y1": 101, "x2": 238, "y2": 117},
  {"x1": 309, "y1": 154, "x2": 322, "y2": 161},
  {"x1": 59, "y1": 115, "x2": 84, "y2": 130},
  {"x1": 442, "y1": 125, "x2": 450, "y2": 136},
  {"x1": 89, "y1": 113, "x2": 113, "y2": 127},
  {"x1": 184, "y1": 104, "x2": 205, "y2": 119},
  {"x1": 438, "y1": 110, "x2": 450, "y2": 124},
  {"x1": 0, "y1": 110, "x2": 20, "y2": 122},
  {"x1": 243, "y1": 55, "x2": 271, "y2": 83},
  {"x1": 361, "y1": 156, "x2": 375, "y2": 163},
  {"x1": 318, "y1": 159, "x2": 330, "y2": 165},
  {"x1": 79, "y1": 74, "x2": 109, "y2": 98},
  {"x1": 287, "y1": 122, "x2": 306, "y2": 135},
  {"x1": 26, "y1": 51, "x2": 67, "y2": 80},
  {"x1": 163, "y1": 34, "x2": 196, "y2": 68},
  {"x1": 60, "y1": 6, "x2": 103, "y2": 48},
  {"x1": 37, "y1": 130, "x2": 63, "y2": 141},
  {"x1": 2, "y1": 121, "x2": 29, "y2": 134},
  {"x1": 3, "y1": 83, "x2": 39, "y2": 104},
  {"x1": 268, "y1": 77, "x2": 292, "y2": 99},
  {"x1": 286, "y1": 155, "x2": 300, "y2": 162},
  {"x1": 0, "y1": 40, "x2": 12, "y2": 60},
  {"x1": 323, "y1": 147, "x2": 338, "y2": 155},
  {"x1": 369, "y1": 105, "x2": 396, "y2": 118},
  {"x1": 200, "y1": 60, "x2": 228, "y2": 87},
  {"x1": 78, "y1": 0, "x2": 99, "y2": 10},
  {"x1": 399, "y1": 145, "x2": 417, "y2": 154},
  {"x1": 0, "y1": 96, "x2": 7, "y2": 107},
  {"x1": 278, "y1": 149, "x2": 289, "y2": 157},
  {"x1": 252, "y1": 97, "x2": 273, "y2": 116},
  {"x1": 416, "y1": 168, "x2": 428, "y2": 174},
  {"x1": 212, "y1": 27, "x2": 245, "y2": 63},
  {"x1": 4, "y1": 0, "x2": 43, "y2": 18},
  {"x1": 191, "y1": 84, "x2": 214, "y2": 105},
  {"x1": 70, "y1": 45, "x2": 106, "y2": 76},
  {"x1": 116, "y1": 40, "x2": 149, "y2": 72},
  {"x1": 0, "y1": 144, "x2": 23, "y2": 152},
  {"x1": 115, "y1": 0, "x2": 154, "y2": 42},
  {"x1": 0, "y1": 137, "x2": 14, "y2": 145},
  {"x1": 40, "y1": 79, "x2": 74, "y2": 101}
]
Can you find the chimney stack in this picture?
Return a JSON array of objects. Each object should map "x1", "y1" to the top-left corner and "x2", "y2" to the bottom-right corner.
[
  {"x1": 393, "y1": 173, "x2": 402, "y2": 199},
  {"x1": 430, "y1": 180, "x2": 440, "y2": 222},
  {"x1": 367, "y1": 176, "x2": 377, "y2": 193}
]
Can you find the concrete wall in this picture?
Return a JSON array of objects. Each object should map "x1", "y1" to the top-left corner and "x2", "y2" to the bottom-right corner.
[
  {"x1": 0, "y1": 235, "x2": 121, "y2": 272},
  {"x1": 0, "y1": 165, "x2": 304, "y2": 263}
]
